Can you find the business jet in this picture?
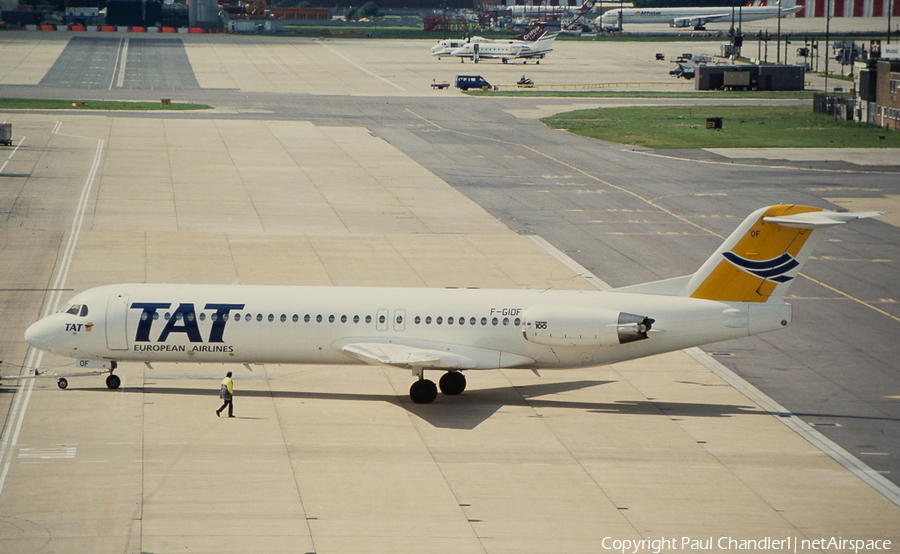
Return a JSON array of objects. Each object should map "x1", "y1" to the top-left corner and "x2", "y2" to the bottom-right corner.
[
  {"x1": 599, "y1": 0, "x2": 801, "y2": 30},
  {"x1": 450, "y1": 30, "x2": 558, "y2": 64},
  {"x1": 23, "y1": 205, "x2": 878, "y2": 404},
  {"x1": 432, "y1": 24, "x2": 557, "y2": 63}
]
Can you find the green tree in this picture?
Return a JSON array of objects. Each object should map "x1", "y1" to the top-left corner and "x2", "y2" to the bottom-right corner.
[{"x1": 346, "y1": 1, "x2": 377, "y2": 20}]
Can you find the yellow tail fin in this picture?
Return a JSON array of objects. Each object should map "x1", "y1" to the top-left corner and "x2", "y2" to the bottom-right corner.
[{"x1": 683, "y1": 205, "x2": 879, "y2": 303}]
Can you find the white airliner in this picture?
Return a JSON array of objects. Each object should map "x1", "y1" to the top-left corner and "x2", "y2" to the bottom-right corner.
[
  {"x1": 24, "y1": 205, "x2": 878, "y2": 404},
  {"x1": 510, "y1": 0, "x2": 596, "y2": 19},
  {"x1": 599, "y1": 0, "x2": 801, "y2": 30},
  {"x1": 432, "y1": 25, "x2": 558, "y2": 64}
]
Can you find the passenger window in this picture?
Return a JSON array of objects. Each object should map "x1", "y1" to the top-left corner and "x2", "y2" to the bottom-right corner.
[
  {"x1": 293, "y1": 314, "x2": 299, "y2": 323},
  {"x1": 164, "y1": 312, "x2": 171, "y2": 320},
  {"x1": 379, "y1": 315, "x2": 386, "y2": 324},
  {"x1": 503, "y1": 317, "x2": 509, "y2": 326},
  {"x1": 280, "y1": 314, "x2": 287, "y2": 323},
  {"x1": 492, "y1": 317, "x2": 498, "y2": 326},
  {"x1": 316, "y1": 315, "x2": 323, "y2": 323},
  {"x1": 268, "y1": 314, "x2": 274, "y2": 322},
  {"x1": 257, "y1": 314, "x2": 263, "y2": 322},
  {"x1": 481, "y1": 317, "x2": 487, "y2": 326},
  {"x1": 425, "y1": 316, "x2": 432, "y2": 324},
  {"x1": 448, "y1": 317, "x2": 455, "y2": 325},
  {"x1": 470, "y1": 317, "x2": 476, "y2": 325},
  {"x1": 199, "y1": 313, "x2": 206, "y2": 321},
  {"x1": 341, "y1": 315, "x2": 347, "y2": 323},
  {"x1": 415, "y1": 316, "x2": 421, "y2": 324},
  {"x1": 366, "y1": 315, "x2": 372, "y2": 324},
  {"x1": 436, "y1": 316, "x2": 443, "y2": 325},
  {"x1": 353, "y1": 315, "x2": 360, "y2": 324},
  {"x1": 305, "y1": 314, "x2": 311, "y2": 323},
  {"x1": 514, "y1": 318, "x2": 521, "y2": 326}
]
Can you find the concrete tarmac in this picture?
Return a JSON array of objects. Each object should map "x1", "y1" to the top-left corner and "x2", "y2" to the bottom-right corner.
[{"x1": 0, "y1": 33, "x2": 899, "y2": 554}]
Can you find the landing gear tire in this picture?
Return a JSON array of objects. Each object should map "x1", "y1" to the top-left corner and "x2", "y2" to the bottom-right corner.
[
  {"x1": 57, "y1": 378, "x2": 68, "y2": 389},
  {"x1": 439, "y1": 371, "x2": 466, "y2": 396},
  {"x1": 409, "y1": 379, "x2": 438, "y2": 404},
  {"x1": 106, "y1": 374, "x2": 121, "y2": 390}
]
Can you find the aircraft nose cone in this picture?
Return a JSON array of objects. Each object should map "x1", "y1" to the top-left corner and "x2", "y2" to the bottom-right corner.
[{"x1": 25, "y1": 317, "x2": 55, "y2": 352}]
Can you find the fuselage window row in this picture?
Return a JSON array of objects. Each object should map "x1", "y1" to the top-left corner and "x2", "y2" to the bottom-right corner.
[{"x1": 147, "y1": 310, "x2": 520, "y2": 328}]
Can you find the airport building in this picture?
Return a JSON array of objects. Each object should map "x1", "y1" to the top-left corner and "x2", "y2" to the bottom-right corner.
[{"x1": 868, "y1": 58, "x2": 900, "y2": 131}]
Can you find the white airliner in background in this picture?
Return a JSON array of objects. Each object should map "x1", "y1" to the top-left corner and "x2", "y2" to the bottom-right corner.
[
  {"x1": 600, "y1": 0, "x2": 801, "y2": 30},
  {"x1": 432, "y1": 24, "x2": 558, "y2": 63},
  {"x1": 510, "y1": 0, "x2": 596, "y2": 19},
  {"x1": 24, "y1": 205, "x2": 878, "y2": 404}
]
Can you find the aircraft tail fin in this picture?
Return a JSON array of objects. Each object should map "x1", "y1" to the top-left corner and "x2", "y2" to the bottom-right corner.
[
  {"x1": 680, "y1": 205, "x2": 880, "y2": 303},
  {"x1": 515, "y1": 22, "x2": 547, "y2": 41}
]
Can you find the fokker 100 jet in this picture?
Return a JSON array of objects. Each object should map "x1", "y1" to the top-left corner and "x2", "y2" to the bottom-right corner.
[{"x1": 24, "y1": 205, "x2": 878, "y2": 403}]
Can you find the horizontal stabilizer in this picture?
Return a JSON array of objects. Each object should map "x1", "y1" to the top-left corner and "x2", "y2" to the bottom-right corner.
[{"x1": 763, "y1": 210, "x2": 882, "y2": 229}]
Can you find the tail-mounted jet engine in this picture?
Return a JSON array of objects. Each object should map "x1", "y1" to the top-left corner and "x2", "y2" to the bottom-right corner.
[{"x1": 522, "y1": 306, "x2": 654, "y2": 347}]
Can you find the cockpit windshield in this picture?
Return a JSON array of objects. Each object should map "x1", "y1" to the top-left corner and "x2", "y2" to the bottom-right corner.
[{"x1": 62, "y1": 304, "x2": 89, "y2": 317}]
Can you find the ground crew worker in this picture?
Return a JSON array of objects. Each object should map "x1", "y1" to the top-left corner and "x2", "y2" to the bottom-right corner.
[{"x1": 216, "y1": 371, "x2": 234, "y2": 418}]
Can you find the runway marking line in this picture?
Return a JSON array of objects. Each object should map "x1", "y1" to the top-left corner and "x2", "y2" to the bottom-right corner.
[
  {"x1": 0, "y1": 121, "x2": 105, "y2": 500},
  {"x1": 317, "y1": 42, "x2": 405, "y2": 91}
]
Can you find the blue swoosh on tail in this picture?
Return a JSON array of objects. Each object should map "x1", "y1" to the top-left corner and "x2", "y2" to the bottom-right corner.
[{"x1": 722, "y1": 251, "x2": 799, "y2": 283}]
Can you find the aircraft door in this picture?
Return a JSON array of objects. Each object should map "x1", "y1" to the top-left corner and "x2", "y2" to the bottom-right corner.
[
  {"x1": 106, "y1": 294, "x2": 129, "y2": 350},
  {"x1": 376, "y1": 308, "x2": 389, "y2": 331},
  {"x1": 393, "y1": 309, "x2": 406, "y2": 332}
]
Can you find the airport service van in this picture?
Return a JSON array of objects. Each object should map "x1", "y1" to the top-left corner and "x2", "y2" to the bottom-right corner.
[{"x1": 455, "y1": 75, "x2": 492, "y2": 91}]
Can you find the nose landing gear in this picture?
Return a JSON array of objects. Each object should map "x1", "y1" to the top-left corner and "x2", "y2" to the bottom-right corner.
[{"x1": 106, "y1": 373, "x2": 121, "y2": 389}]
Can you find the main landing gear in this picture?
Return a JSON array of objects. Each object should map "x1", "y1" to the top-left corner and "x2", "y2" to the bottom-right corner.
[{"x1": 409, "y1": 370, "x2": 467, "y2": 404}]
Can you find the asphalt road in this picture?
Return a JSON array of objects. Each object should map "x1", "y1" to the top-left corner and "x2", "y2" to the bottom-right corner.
[{"x1": 3, "y1": 33, "x2": 899, "y2": 490}]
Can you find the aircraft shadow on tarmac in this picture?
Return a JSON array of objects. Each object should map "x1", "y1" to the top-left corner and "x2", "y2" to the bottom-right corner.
[{"x1": 73, "y1": 379, "x2": 768, "y2": 430}]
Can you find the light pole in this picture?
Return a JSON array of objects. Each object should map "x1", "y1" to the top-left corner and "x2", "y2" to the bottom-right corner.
[
  {"x1": 824, "y1": 0, "x2": 831, "y2": 93},
  {"x1": 776, "y1": 0, "x2": 782, "y2": 63},
  {"x1": 888, "y1": 0, "x2": 893, "y2": 45}
]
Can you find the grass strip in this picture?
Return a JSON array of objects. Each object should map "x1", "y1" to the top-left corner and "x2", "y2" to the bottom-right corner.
[
  {"x1": 0, "y1": 98, "x2": 210, "y2": 111},
  {"x1": 542, "y1": 105, "x2": 900, "y2": 149}
]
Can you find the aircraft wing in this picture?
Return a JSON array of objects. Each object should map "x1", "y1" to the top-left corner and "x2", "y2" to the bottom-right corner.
[{"x1": 340, "y1": 342, "x2": 476, "y2": 368}]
